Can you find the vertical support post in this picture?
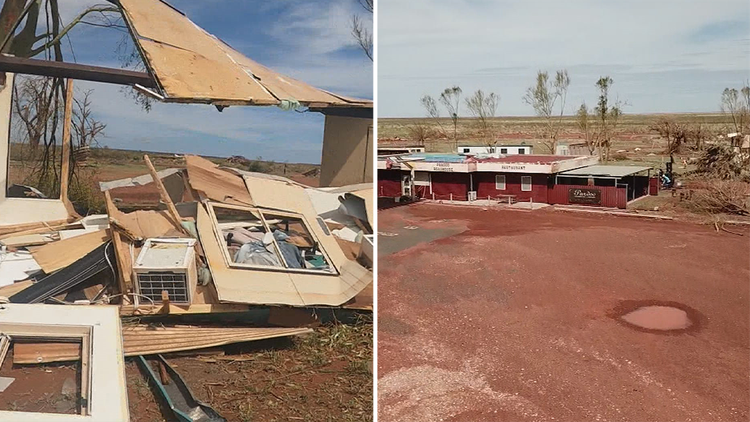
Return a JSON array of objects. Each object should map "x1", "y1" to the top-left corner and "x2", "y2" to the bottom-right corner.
[
  {"x1": 432, "y1": 192, "x2": 435, "y2": 201},
  {"x1": 60, "y1": 79, "x2": 76, "y2": 217},
  {"x1": 450, "y1": 193, "x2": 453, "y2": 202}
]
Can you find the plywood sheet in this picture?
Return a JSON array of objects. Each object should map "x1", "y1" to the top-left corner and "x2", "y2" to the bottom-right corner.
[
  {"x1": 29, "y1": 229, "x2": 109, "y2": 273},
  {"x1": 186, "y1": 155, "x2": 254, "y2": 206},
  {"x1": 117, "y1": 0, "x2": 372, "y2": 108}
]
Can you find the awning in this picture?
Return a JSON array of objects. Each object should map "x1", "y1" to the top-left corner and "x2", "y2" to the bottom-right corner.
[
  {"x1": 558, "y1": 165, "x2": 652, "y2": 178},
  {"x1": 118, "y1": 0, "x2": 371, "y2": 109}
]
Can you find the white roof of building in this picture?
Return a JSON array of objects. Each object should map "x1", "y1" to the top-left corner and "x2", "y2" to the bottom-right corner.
[{"x1": 559, "y1": 165, "x2": 652, "y2": 178}]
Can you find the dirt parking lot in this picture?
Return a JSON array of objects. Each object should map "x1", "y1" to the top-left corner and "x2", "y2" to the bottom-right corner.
[{"x1": 377, "y1": 202, "x2": 749, "y2": 422}]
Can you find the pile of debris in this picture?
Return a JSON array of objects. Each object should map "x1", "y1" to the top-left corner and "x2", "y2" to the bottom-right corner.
[{"x1": 0, "y1": 154, "x2": 373, "y2": 420}]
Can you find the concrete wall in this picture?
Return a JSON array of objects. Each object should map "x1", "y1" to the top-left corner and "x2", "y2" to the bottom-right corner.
[
  {"x1": 319, "y1": 115, "x2": 373, "y2": 187},
  {"x1": 0, "y1": 73, "x2": 69, "y2": 226}
]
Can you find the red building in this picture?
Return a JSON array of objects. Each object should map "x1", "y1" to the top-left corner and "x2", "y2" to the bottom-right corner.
[{"x1": 378, "y1": 153, "x2": 653, "y2": 209}]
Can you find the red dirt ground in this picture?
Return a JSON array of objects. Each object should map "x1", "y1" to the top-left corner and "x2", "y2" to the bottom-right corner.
[{"x1": 377, "y1": 203, "x2": 750, "y2": 422}]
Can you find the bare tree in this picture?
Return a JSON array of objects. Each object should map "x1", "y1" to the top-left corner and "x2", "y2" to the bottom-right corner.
[
  {"x1": 407, "y1": 122, "x2": 431, "y2": 146},
  {"x1": 440, "y1": 86, "x2": 462, "y2": 148},
  {"x1": 523, "y1": 70, "x2": 570, "y2": 153},
  {"x1": 593, "y1": 76, "x2": 623, "y2": 162},
  {"x1": 576, "y1": 102, "x2": 596, "y2": 155},
  {"x1": 649, "y1": 118, "x2": 686, "y2": 155},
  {"x1": 351, "y1": 0, "x2": 373, "y2": 61},
  {"x1": 72, "y1": 89, "x2": 106, "y2": 149},
  {"x1": 465, "y1": 90, "x2": 499, "y2": 150},
  {"x1": 720, "y1": 83, "x2": 750, "y2": 135},
  {"x1": 420, "y1": 94, "x2": 448, "y2": 139}
]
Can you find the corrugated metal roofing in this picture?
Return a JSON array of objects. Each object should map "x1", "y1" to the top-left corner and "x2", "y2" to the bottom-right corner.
[{"x1": 559, "y1": 165, "x2": 652, "y2": 177}]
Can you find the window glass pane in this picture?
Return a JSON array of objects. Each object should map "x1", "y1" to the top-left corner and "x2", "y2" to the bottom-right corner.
[
  {"x1": 500, "y1": 148, "x2": 507, "y2": 154},
  {"x1": 496, "y1": 175, "x2": 506, "y2": 190},
  {"x1": 521, "y1": 176, "x2": 532, "y2": 191},
  {"x1": 262, "y1": 212, "x2": 334, "y2": 272},
  {"x1": 214, "y1": 206, "x2": 283, "y2": 268}
]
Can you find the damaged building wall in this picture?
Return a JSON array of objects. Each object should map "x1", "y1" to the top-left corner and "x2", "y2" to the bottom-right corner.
[
  {"x1": 0, "y1": 73, "x2": 69, "y2": 227},
  {"x1": 319, "y1": 115, "x2": 373, "y2": 187}
]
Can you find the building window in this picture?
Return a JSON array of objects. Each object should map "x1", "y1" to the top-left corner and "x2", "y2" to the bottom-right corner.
[
  {"x1": 207, "y1": 203, "x2": 337, "y2": 275},
  {"x1": 463, "y1": 148, "x2": 470, "y2": 153},
  {"x1": 495, "y1": 175, "x2": 506, "y2": 190},
  {"x1": 521, "y1": 176, "x2": 532, "y2": 191},
  {"x1": 518, "y1": 149, "x2": 526, "y2": 155},
  {"x1": 500, "y1": 148, "x2": 507, "y2": 154}
]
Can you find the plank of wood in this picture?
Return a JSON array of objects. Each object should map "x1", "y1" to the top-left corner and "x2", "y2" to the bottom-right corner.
[
  {"x1": 12, "y1": 326, "x2": 312, "y2": 363},
  {"x1": 0, "y1": 233, "x2": 56, "y2": 248},
  {"x1": 0, "y1": 280, "x2": 33, "y2": 298},
  {"x1": 185, "y1": 155, "x2": 254, "y2": 206},
  {"x1": 0, "y1": 219, "x2": 75, "y2": 238},
  {"x1": 144, "y1": 154, "x2": 186, "y2": 231},
  {"x1": 28, "y1": 229, "x2": 109, "y2": 274},
  {"x1": 60, "y1": 79, "x2": 78, "y2": 219}
]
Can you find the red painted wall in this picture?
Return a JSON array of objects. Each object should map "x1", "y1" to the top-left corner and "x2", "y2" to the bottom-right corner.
[
  {"x1": 378, "y1": 170, "x2": 403, "y2": 197},
  {"x1": 430, "y1": 172, "x2": 470, "y2": 200},
  {"x1": 475, "y1": 173, "x2": 550, "y2": 203},
  {"x1": 548, "y1": 184, "x2": 627, "y2": 209}
]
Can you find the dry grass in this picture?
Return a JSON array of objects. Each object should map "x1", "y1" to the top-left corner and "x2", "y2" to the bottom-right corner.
[{"x1": 126, "y1": 317, "x2": 373, "y2": 422}]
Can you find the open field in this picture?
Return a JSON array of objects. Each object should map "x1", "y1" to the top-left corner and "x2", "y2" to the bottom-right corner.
[
  {"x1": 378, "y1": 113, "x2": 736, "y2": 170},
  {"x1": 377, "y1": 202, "x2": 749, "y2": 422},
  {"x1": 7, "y1": 146, "x2": 320, "y2": 211}
]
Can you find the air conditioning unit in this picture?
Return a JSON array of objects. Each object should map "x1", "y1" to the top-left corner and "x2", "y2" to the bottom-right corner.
[
  {"x1": 468, "y1": 191, "x2": 478, "y2": 201},
  {"x1": 133, "y1": 238, "x2": 197, "y2": 305},
  {"x1": 402, "y1": 184, "x2": 412, "y2": 197}
]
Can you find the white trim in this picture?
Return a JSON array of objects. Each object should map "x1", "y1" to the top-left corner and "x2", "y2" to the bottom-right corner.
[
  {"x1": 495, "y1": 175, "x2": 506, "y2": 190},
  {"x1": 521, "y1": 176, "x2": 532, "y2": 192}
]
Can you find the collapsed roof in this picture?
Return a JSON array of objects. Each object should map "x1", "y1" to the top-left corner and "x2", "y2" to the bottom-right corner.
[{"x1": 0, "y1": 0, "x2": 372, "y2": 111}]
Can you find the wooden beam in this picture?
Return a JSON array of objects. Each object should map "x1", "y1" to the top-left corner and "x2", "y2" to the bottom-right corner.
[
  {"x1": 60, "y1": 78, "x2": 77, "y2": 218},
  {"x1": 0, "y1": 55, "x2": 156, "y2": 87},
  {"x1": 144, "y1": 155, "x2": 186, "y2": 231}
]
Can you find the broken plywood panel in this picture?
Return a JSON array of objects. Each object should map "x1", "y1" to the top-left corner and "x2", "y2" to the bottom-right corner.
[
  {"x1": 13, "y1": 325, "x2": 312, "y2": 363},
  {"x1": 117, "y1": 0, "x2": 371, "y2": 108},
  {"x1": 28, "y1": 229, "x2": 108, "y2": 274},
  {"x1": 186, "y1": 155, "x2": 254, "y2": 206}
]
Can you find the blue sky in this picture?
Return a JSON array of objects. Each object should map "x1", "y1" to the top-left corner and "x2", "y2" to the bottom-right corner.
[
  {"x1": 44, "y1": 0, "x2": 373, "y2": 163},
  {"x1": 378, "y1": 0, "x2": 750, "y2": 118}
]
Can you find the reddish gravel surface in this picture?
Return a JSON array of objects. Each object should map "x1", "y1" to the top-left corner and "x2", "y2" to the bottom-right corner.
[{"x1": 377, "y1": 203, "x2": 750, "y2": 422}]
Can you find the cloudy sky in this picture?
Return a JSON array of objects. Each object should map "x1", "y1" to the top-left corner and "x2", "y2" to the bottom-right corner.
[
  {"x1": 378, "y1": 0, "x2": 750, "y2": 118},
  {"x1": 39, "y1": 0, "x2": 372, "y2": 163}
]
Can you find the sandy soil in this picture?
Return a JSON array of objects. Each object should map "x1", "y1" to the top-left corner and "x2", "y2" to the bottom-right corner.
[{"x1": 377, "y1": 202, "x2": 750, "y2": 422}]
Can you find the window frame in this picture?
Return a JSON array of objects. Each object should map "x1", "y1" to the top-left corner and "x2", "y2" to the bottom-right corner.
[
  {"x1": 521, "y1": 176, "x2": 532, "y2": 192},
  {"x1": 500, "y1": 148, "x2": 507, "y2": 154},
  {"x1": 206, "y1": 202, "x2": 339, "y2": 276},
  {"x1": 518, "y1": 148, "x2": 526, "y2": 155},
  {"x1": 495, "y1": 175, "x2": 506, "y2": 190}
]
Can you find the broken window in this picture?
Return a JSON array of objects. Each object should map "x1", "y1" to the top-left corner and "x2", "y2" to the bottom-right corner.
[{"x1": 208, "y1": 203, "x2": 337, "y2": 274}]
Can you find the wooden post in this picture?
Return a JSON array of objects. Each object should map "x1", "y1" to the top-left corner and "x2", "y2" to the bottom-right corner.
[
  {"x1": 158, "y1": 360, "x2": 170, "y2": 385},
  {"x1": 144, "y1": 155, "x2": 185, "y2": 230},
  {"x1": 450, "y1": 193, "x2": 452, "y2": 202},
  {"x1": 60, "y1": 79, "x2": 77, "y2": 217},
  {"x1": 161, "y1": 290, "x2": 170, "y2": 315}
]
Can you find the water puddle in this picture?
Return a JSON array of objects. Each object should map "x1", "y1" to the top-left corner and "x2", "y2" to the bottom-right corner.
[{"x1": 610, "y1": 300, "x2": 703, "y2": 334}]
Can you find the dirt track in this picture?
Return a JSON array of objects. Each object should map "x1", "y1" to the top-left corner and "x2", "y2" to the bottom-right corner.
[{"x1": 377, "y1": 203, "x2": 750, "y2": 422}]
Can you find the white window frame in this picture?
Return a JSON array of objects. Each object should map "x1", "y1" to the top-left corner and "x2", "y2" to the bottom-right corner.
[
  {"x1": 495, "y1": 175, "x2": 506, "y2": 190},
  {"x1": 206, "y1": 202, "x2": 338, "y2": 276},
  {"x1": 521, "y1": 176, "x2": 532, "y2": 192},
  {"x1": 0, "y1": 304, "x2": 129, "y2": 421}
]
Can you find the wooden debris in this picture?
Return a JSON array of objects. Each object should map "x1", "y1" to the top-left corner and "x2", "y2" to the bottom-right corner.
[
  {"x1": 144, "y1": 154, "x2": 186, "y2": 231},
  {"x1": 185, "y1": 155, "x2": 254, "y2": 205},
  {"x1": 28, "y1": 229, "x2": 109, "y2": 274},
  {"x1": 12, "y1": 325, "x2": 312, "y2": 363},
  {"x1": 60, "y1": 78, "x2": 79, "y2": 219}
]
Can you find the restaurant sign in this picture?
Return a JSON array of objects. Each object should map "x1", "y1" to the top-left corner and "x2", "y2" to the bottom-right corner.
[{"x1": 568, "y1": 187, "x2": 601, "y2": 204}]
